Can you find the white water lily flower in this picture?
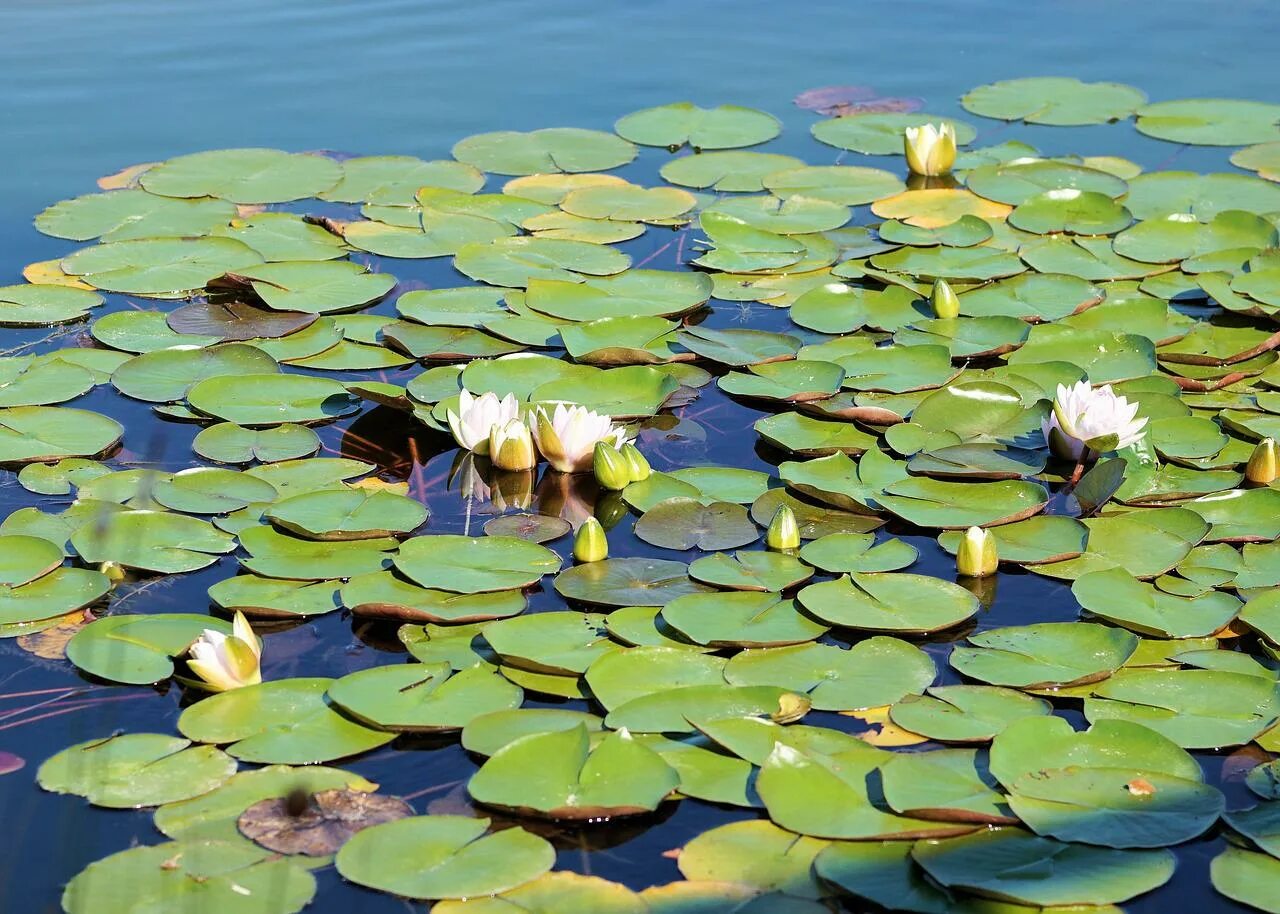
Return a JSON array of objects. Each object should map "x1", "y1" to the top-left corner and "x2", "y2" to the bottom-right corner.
[
  {"x1": 530, "y1": 403, "x2": 630, "y2": 473},
  {"x1": 904, "y1": 123, "x2": 957, "y2": 176},
  {"x1": 188, "y1": 611, "x2": 261, "y2": 692},
  {"x1": 445, "y1": 390, "x2": 521, "y2": 455},
  {"x1": 1042, "y1": 381, "x2": 1148, "y2": 460}
]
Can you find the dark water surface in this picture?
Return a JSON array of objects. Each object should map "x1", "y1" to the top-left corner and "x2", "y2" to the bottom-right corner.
[{"x1": 0, "y1": 1, "x2": 1277, "y2": 911}]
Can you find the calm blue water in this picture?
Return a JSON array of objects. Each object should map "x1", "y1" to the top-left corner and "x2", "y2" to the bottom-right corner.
[{"x1": 0, "y1": 1, "x2": 1276, "y2": 911}]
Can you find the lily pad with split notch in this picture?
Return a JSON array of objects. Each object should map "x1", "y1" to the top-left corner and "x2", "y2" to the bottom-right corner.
[
  {"x1": 342, "y1": 571, "x2": 525, "y2": 623},
  {"x1": 208, "y1": 575, "x2": 342, "y2": 619},
  {"x1": 37, "y1": 733, "x2": 237, "y2": 808},
  {"x1": 469, "y1": 725, "x2": 679, "y2": 819},
  {"x1": 266, "y1": 488, "x2": 427, "y2": 541},
  {"x1": 660, "y1": 591, "x2": 828, "y2": 648},
  {"x1": 67, "y1": 613, "x2": 235, "y2": 685},
  {"x1": 327, "y1": 663, "x2": 522, "y2": 732},
  {"x1": 61, "y1": 839, "x2": 317, "y2": 914},
  {"x1": 178, "y1": 677, "x2": 394, "y2": 763},
  {"x1": 556, "y1": 557, "x2": 713, "y2": 606},
  {"x1": 395, "y1": 535, "x2": 560, "y2": 594},
  {"x1": 797, "y1": 573, "x2": 978, "y2": 634},
  {"x1": 950, "y1": 621, "x2": 1139, "y2": 689},
  {"x1": 889, "y1": 685, "x2": 1052, "y2": 743},
  {"x1": 187, "y1": 373, "x2": 360, "y2": 426},
  {"x1": 724, "y1": 637, "x2": 935, "y2": 712},
  {"x1": 0, "y1": 406, "x2": 123, "y2": 464},
  {"x1": 634, "y1": 498, "x2": 760, "y2": 551}
]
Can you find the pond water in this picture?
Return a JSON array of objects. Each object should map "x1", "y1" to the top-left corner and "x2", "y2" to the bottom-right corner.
[{"x1": 1, "y1": 1, "x2": 1279, "y2": 912}]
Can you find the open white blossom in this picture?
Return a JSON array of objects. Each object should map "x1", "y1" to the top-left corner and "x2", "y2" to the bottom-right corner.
[
  {"x1": 1042, "y1": 381, "x2": 1148, "y2": 459},
  {"x1": 445, "y1": 390, "x2": 521, "y2": 455},
  {"x1": 188, "y1": 611, "x2": 261, "y2": 692},
  {"x1": 530, "y1": 403, "x2": 629, "y2": 473}
]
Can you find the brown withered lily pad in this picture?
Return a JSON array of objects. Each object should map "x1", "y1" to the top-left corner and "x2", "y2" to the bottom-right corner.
[
  {"x1": 238, "y1": 787, "x2": 414, "y2": 856},
  {"x1": 167, "y1": 299, "x2": 316, "y2": 341},
  {"x1": 794, "y1": 85, "x2": 924, "y2": 116}
]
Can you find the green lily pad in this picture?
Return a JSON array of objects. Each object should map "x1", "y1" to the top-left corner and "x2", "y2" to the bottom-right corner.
[
  {"x1": 266, "y1": 488, "x2": 427, "y2": 540},
  {"x1": 67, "y1": 614, "x2": 234, "y2": 685},
  {"x1": 328, "y1": 663, "x2": 521, "y2": 732},
  {"x1": 912, "y1": 827, "x2": 1175, "y2": 906},
  {"x1": 469, "y1": 724, "x2": 678, "y2": 819},
  {"x1": 962, "y1": 77, "x2": 1146, "y2": 126},
  {"x1": 395, "y1": 535, "x2": 559, "y2": 593},
  {"x1": 453, "y1": 128, "x2": 636, "y2": 175},
  {"x1": 178, "y1": 677, "x2": 394, "y2": 763},
  {"x1": 1085, "y1": 668, "x2": 1280, "y2": 748},
  {"x1": 0, "y1": 567, "x2": 111, "y2": 626},
  {"x1": 660, "y1": 151, "x2": 805, "y2": 192},
  {"x1": 0, "y1": 283, "x2": 103, "y2": 326},
  {"x1": 634, "y1": 498, "x2": 760, "y2": 551},
  {"x1": 799, "y1": 533, "x2": 918, "y2": 573},
  {"x1": 615, "y1": 102, "x2": 780, "y2": 149},
  {"x1": 1211, "y1": 846, "x2": 1280, "y2": 914},
  {"x1": 687, "y1": 550, "x2": 813, "y2": 592},
  {"x1": 725, "y1": 637, "x2": 935, "y2": 711},
  {"x1": 187, "y1": 373, "x2": 359, "y2": 426},
  {"x1": 0, "y1": 406, "x2": 123, "y2": 464},
  {"x1": 661, "y1": 591, "x2": 827, "y2": 648},
  {"x1": 208, "y1": 575, "x2": 341, "y2": 619},
  {"x1": 1135, "y1": 98, "x2": 1280, "y2": 146},
  {"x1": 62, "y1": 840, "x2": 316, "y2": 914},
  {"x1": 555, "y1": 557, "x2": 712, "y2": 606},
  {"x1": 797, "y1": 573, "x2": 978, "y2": 634},
  {"x1": 455, "y1": 236, "x2": 630, "y2": 287},
  {"x1": 337, "y1": 815, "x2": 554, "y2": 900},
  {"x1": 37, "y1": 733, "x2": 236, "y2": 808},
  {"x1": 71, "y1": 510, "x2": 235, "y2": 573},
  {"x1": 238, "y1": 526, "x2": 395, "y2": 580},
  {"x1": 889, "y1": 685, "x2": 1052, "y2": 743},
  {"x1": 193, "y1": 423, "x2": 321, "y2": 464},
  {"x1": 812, "y1": 113, "x2": 976, "y2": 155},
  {"x1": 64, "y1": 236, "x2": 263, "y2": 296},
  {"x1": 140, "y1": 148, "x2": 340, "y2": 202},
  {"x1": 1073, "y1": 567, "x2": 1240, "y2": 637},
  {"x1": 764, "y1": 165, "x2": 905, "y2": 205},
  {"x1": 950, "y1": 621, "x2": 1139, "y2": 688},
  {"x1": 757, "y1": 742, "x2": 973, "y2": 840}
]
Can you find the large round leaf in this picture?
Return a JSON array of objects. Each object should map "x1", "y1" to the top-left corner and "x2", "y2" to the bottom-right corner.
[
  {"x1": 335, "y1": 815, "x2": 554, "y2": 899},
  {"x1": 395, "y1": 535, "x2": 560, "y2": 593}
]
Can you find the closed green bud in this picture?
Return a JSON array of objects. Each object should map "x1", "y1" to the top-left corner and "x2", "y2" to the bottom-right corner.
[
  {"x1": 930, "y1": 279, "x2": 960, "y2": 319},
  {"x1": 957, "y1": 525, "x2": 998, "y2": 578},
  {"x1": 620, "y1": 442, "x2": 651, "y2": 482},
  {"x1": 1246, "y1": 437, "x2": 1277, "y2": 485},
  {"x1": 765, "y1": 505, "x2": 801, "y2": 550},
  {"x1": 573, "y1": 517, "x2": 608, "y2": 562},
  {"x1": 593, "y1": 441, "x2": 630, "y2": 491}
]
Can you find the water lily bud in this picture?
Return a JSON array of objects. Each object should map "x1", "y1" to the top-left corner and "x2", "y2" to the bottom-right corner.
[
  {"x1": 488, "y1": 419, "x2": 536, "y2": 471},
  {"x1": 765, "y1": 505, "x2": 801, "y2": 550},
  {"x1": 620, "y1": 442, "x2": 652, "y2": 482},
  {"x1": 98, "y1": 561, "x2": 126, "y2": 587},
  {"x1": 956, "y1": 525, "x2": 998, "y2": 578},
  {"x1": 904, "y1": 123, "x2": 957, "y2": 177},
  {"x1": 573, "y1": 517, "x2": 608, "y2": 562},
  {"x1": 1246, "y1": 437, "x2": 1278, "y2": 484},
  {"x1": 930, "y1": 279, "x2": 960, "y2": 319},
  {"x1": 594, "y1": 441, "x2": 631, "y2": 490}
]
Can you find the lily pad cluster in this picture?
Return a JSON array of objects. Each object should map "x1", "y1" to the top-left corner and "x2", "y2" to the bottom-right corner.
[{"x1": 3, "y1": 79, "x2": 1280, "y2": 913}]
